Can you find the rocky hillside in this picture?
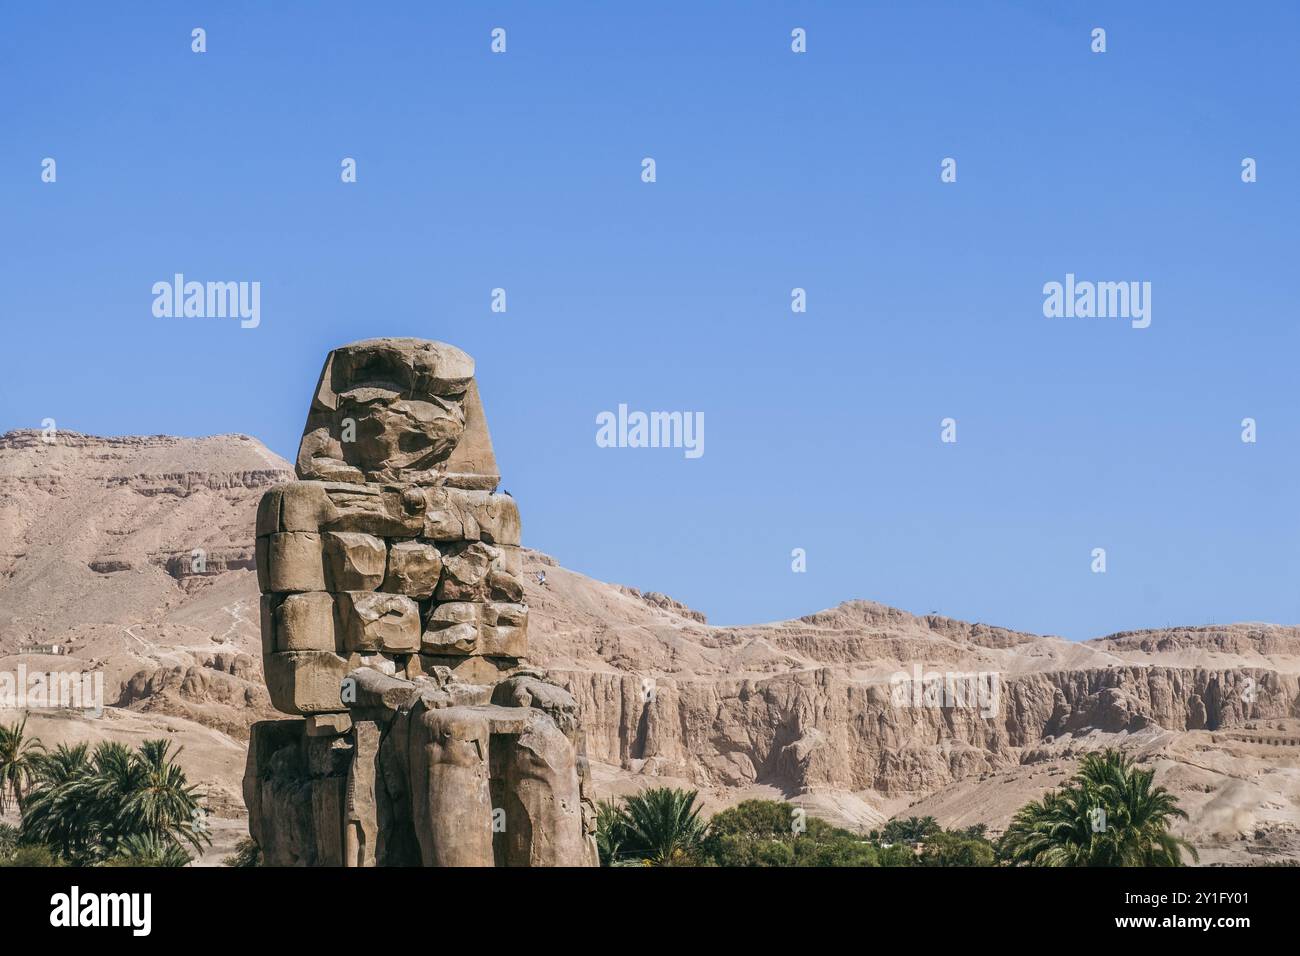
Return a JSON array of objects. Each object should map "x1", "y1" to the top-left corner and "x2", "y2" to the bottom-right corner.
[{"x1": 1, "y1": 429, "x2": 1297, "y2": 864}]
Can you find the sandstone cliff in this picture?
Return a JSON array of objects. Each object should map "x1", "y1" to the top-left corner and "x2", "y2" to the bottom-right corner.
[{"x1": 2, "y1": 429, "x2": 1297, "y2": 864}]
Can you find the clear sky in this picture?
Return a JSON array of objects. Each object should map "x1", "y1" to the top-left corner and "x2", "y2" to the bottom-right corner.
[{"x1": 2, "y1": 2, "x2": 1296, "y2": 639}]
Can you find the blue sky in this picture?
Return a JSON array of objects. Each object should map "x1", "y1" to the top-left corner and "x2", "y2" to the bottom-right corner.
[{"x1": 2, "y1": 2, "x2": 1296, "y2": 639}]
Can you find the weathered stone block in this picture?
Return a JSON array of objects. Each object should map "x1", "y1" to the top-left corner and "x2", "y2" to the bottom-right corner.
[
  {"x1": 383, "y1": 540, "x2": 442, "y2": 598},
  {"x1": 320, "y1": 483, "x2": 426, "y2": 538},
  {"x1": 406, "y1": 705, "x2": 494, "y2": 866},
  {"x1": 244, "y1": 719, "x2": 309, "y2": 863},
  {"x1": 498, "y1": 544, "x2": 522, "y2": 578},
  {"x1": 344, "y1": 666, "x2": 421, "y2": 712},
  {"x1": 354, "y1": 651, "x2": 398, "y2": 676},
  {"x1": 268, "y1": 531, "x2": 326, "y2": 592},
  {"x1": 487, "y1": 568, "x2": 524, "y2": 603},
  {"x1": 274, "y1": 591, "x2": 339, "y2": 652},
  {"x1": 264, "y1": 650, "x2": 351, "y2": 714},
  {"x1": 306, "y1": 712, "x2": 353, "y2": 737},
  {"x1": 423, "y1": 602, "x2": 477, "y2": 654},
  {"x1": 280, "y1": 481, "x2": 336, "y2": 532},
  {"x1": 492, "y1": 675, "x2": 578, "y2": 737},
  {"x1": 422, "y1": 489, "x2": 520, "y2": 545},
  {"x1": 256, "y1": 487, "x2": 284, "y2": 538},
  {"x1": 323, "y1": 531, "x2": 387, "y2": 590},
  {"x1": 336, "y1": 591, "x2": 421, "y2": 653},
  {"x1": 419, "y1": 653, "x2": 513, "y2": 685},
  {"x1": 480, "y1": 625, "x2": 527, "y2": 657},
  {"x1": 422, "y1": 601, "x2": 527, "y2": 657},
  {"x1": 435, "y1": 542, "x2": 497, "y2": 601},
  {"x1": 422, "y1": 621, "x2": 480, "y2": 654},
  {"x1": 487, "y1": 602, "x2": 528, "y2": 628},
  {"x1": 428, "y1": 601, "x2": 480, "y2": 627}
]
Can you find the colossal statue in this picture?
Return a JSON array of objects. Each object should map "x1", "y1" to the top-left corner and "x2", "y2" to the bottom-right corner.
[{"x1": 243, "y1": 338, "x2": 598, "y2": 866}]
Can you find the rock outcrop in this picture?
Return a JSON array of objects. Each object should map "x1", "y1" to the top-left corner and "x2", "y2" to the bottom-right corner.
[
  {"x1": 553, "y1": 663, "x2": 1297, "y2": 798},
  {"x1": 5, "y1": 425, "x2": 1299, "y2": 864},
  {"x1": 243, "y1": 339, "x2": 598, "y2": 866}
]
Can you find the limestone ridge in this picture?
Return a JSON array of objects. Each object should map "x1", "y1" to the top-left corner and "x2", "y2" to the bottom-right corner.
[
  {"x1": 244, "y1": 338, "x2": 598, "y2": 866},
  {"x1": 6, "y1": 423, "x2": 1297, "y2": 863}
]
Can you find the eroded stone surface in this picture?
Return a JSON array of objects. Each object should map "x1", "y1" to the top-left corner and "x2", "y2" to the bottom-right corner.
[
  {"x1": 383, "y1": 540, "x2": 442, "y2": 598},
  {"x1": 336, "y1": 591, "x2": 421, "y2": 653},
  {"x1": 274, "y1": 592, "x2": 338, "y2": 653},
  {"x1": 267, "y1": 532, "x2": 326, "y2": 593},
  {"x1": 323, "y1": 531, "x2": 387, "y2": 591},
  {"x1": 245, "y1": 338, "x2": 595, "y2": 866}
]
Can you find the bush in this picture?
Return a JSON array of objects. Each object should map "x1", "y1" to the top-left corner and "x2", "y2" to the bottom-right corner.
[
  {"x1": 0, "y1": 823, "x2": 19, "y2": 857},
  {"x1": 597, "y1": 795, "x2": 995, "y2": 867},
  {"x1": 595, "y1": 788, "x2": 708, "y2": 865},
  {"x1": 699, "y1": 800, "x2": 898, "y2": 868},
  {"x1": 223, "y1": 837, "x2": 263, "y2": 867},
  {"x1": 0, "y1": 844, "x2": 63, "y2": 867},
  {"x1": 917, "y1": 830, "x2": 996, "y2": 867}
]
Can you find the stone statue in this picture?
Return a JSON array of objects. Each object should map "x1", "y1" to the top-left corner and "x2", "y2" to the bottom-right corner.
[{"x1": 243, "y1": 338, "x2": 598, "y2": 866}]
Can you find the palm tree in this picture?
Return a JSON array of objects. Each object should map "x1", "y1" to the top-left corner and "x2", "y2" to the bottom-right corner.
[
  {"x1": 118, "y1": 740, "x2": 208, "y2": 855},
  {"x1": 1001, "y1": 749, "x2": 1196, "y2": 866},
  {"x1": 105, "y1": 832, "x2": 193, "y2": 867},
  {"x1": 594, "y1": 798, "x2": 627, "y2": 865},
  {"x1": 21, "y1": 739, "x2": 209, "y2": 865},
  {"x1": 0, "y1": 717, "x2": 45, "y2": 814},
  {"x1": 963, "y1": 822, "x2": 989, "y2": 840},
  {"x1": 884, "y1": 815, "x2": 941, "y2": 845},
  {"x1": 1074, "y1": 750, "x2": 1196, "y2": 866},
  {"x1": 71, "y1": 741, "x2": 141, "y2": 859},
  {"x1": 617, "y1": 787, "x2": 708, "y2": 865},
  {"x1": 1001, "y1": 790, "x2": 1093, "y2": 866},
  {"x1": 21, "y1": 743, "x2": 94, "y2": 860}
]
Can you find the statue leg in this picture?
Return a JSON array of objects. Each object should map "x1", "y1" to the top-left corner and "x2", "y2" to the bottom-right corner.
[
  {"x1": 496, "y1": 711, "x2": 587, "y2": 866},
  {"x1": 407, "y1": 705, "x2": 494, "y2": 866}
]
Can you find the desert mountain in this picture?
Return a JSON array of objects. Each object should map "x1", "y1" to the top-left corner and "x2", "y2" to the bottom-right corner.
[{"x1": 1, "y1": 429, "x2": 1297, "y2": 865}]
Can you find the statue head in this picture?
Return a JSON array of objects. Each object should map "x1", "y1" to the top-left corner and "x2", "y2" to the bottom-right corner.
[{"x1": 296, "y1": 338, "x2": 499, "y2": 488}]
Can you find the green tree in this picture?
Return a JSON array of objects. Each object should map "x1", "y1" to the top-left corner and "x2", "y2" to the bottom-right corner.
[
  {"x1": 103, "y1": 833, "x2": 194, "y2": 867},
  {"x1": 700, "y1": 799, "x2": 903, "y2": 868},
  {"x1": 118, "y1": 740, "x2": 209, "y2": 854},
  {"x1": 223, "y1": 837, "x2": 263, "y2": 868},
  {"x1": 962, "y1": 822, "x2": 989, "y2": 840},
  {"x1": 1000, "y1": 749, "x2": 1196, "y2": 867},
  {"x1": 917, "y1": 829, "x2": 996, "y2": 867},
  {"x1": 21, "y1": 739, "x2": 209, "y2": 865},
  {"x1": 615, "y1": 788, "x2": 708, "y2": 865},
  {"x1": 0, "y1": 716, "x2": 45, "y2": 814},
  {"x1": 19, "y1": 744, "x2": 94, "y2": 861},
  {"x1": 881, "y1": 815, "x2": 941, "y2": 845},
  {"x1": 594, "y1": 799, "x2": 628, "y2": 866}
]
